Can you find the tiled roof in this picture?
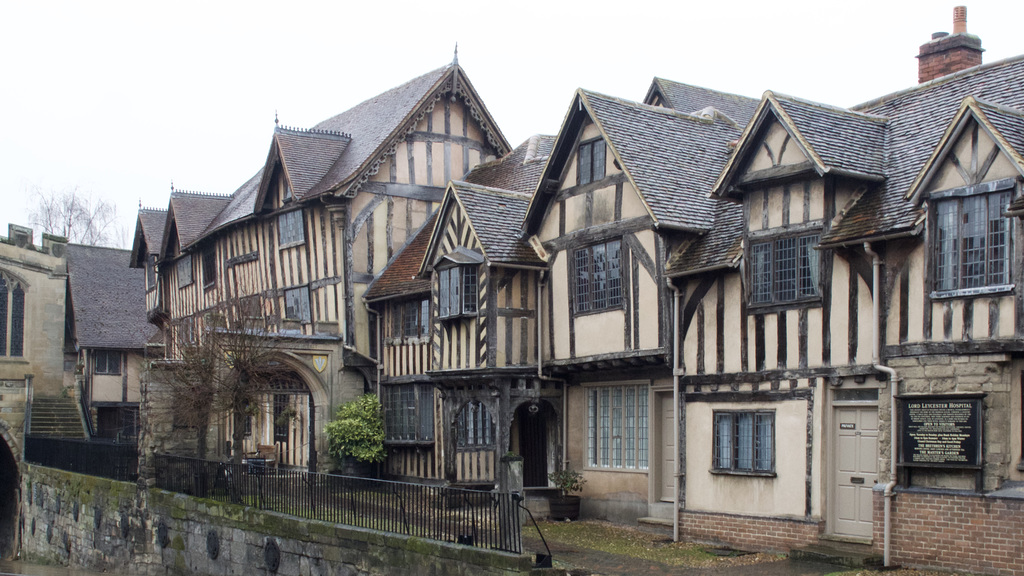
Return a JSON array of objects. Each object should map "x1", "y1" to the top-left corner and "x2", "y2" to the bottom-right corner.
[
  {"x1": 275, "y1": 127, "x2": 351, "y2": 199},
  {"x1": 771, "y1": 93, "x2": 888, "y2": 179},
  {"x1": 137, "y1": 209, "x2": 166, "y2": 255},
  {"x1": 202, "y1": 171, "x2": 262, "y2": 235},
  {"x1": 451, "y1": 182, "x2": 544, "y2": 266},
  {"x1": 364, "y1": 211, "x2": 437, "y2": 301},
  {"x1": 464, "y1": 135, "x2": 554, "y2": 193},
  {"x1": 66, "y1": 244, "x2": 156, "y2": 350},
  {"x1": 307, "y1": 66, "x2": 457, "y2": 198},
  {"x1": 975, "y1": 99, "x2": 1024, "y2": 163},
  {"x1": 168, "y1": 191, "x2": 232, "y2": 250},
  {"x1": 665, "y1": 202, "x2": 743, "y2": 277},
  {"x1": 823, "y1": 55, "x2": 1024, "y2": 245},
  {"x1": 648, "y1": 78, "x2": 759, "y2": 126},
  {"x1": 584, "y1": 90, "x2": 743, "y2": 232}
]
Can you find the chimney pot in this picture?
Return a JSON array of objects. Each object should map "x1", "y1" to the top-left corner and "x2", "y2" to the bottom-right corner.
[
  {"x1": 931, "y1": 32, "x2": 949, "y2": 40},
  {"x1": 953, "y1": 6, "x2": 967, "y2": 34}
]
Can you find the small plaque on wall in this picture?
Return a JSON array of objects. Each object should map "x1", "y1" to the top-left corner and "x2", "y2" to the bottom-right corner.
[{"x1": 897, "y1": 394, "x2": 984, "y2": 469}]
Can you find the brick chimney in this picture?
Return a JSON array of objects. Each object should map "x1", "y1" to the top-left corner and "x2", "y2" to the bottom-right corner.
[{"x1": 917, "y1": 6, "x2": 984, "y2": 83}]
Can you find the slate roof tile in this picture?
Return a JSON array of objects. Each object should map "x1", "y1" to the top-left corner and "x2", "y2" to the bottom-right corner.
[
  {"x1": 665, "y1": 201, "x2": 743, "y2": 277},
  {"x1": 364, "y1": 211, "x2": 437, "y2": 301},
  {"x1": 452, "y1": 182, "x2": 543, "y2": 266},
  {"x1": 275, "y1": 127, "x2": 351, "y2": 199},
  {"x1": 464, "y1": 135, "x2": 554, "y2": 193},
  {"x1": 584, "y1": 91, "x2": 743, "y2": 231},
  {"x1": 66, "y1": 244, "x2": 156, "y2": 349},
  {"x1": 649, "y1": 78, "x2": 759, "y2": 126},
  {"x1": 824, "y1": 55, "x2": 1024, "y2": 245},
  {"x1": 168, "y1": 191, "x2": 232, "y2": 249},
  {"x1": 772, "y1": 94, "x2": 888, "y2": 178},
  {"x1": 137, "y1": 209, "x2": 166, "y2": 255}
]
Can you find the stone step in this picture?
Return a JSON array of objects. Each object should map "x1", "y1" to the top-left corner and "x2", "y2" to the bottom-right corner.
[
  {"x1": 790, "y1": 541, "x2": 882, "y2": 568},
  {"x1": 29, "y1": 397, "x2": 86, "y2": 438}
]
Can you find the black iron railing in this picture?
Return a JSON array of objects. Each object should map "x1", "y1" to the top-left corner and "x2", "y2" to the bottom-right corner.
[
  {"x1": 154, "y1": 454, "x2": 523, "y2": 553},
  {"x1": 24, "y1": 436, "x2": 139, "y2": 482}
]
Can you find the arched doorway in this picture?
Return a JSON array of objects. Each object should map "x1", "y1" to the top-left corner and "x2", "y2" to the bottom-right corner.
[
  {"x1": 515, "y1": 402, "x2": 554, "y2": 488},
  {"x1": 0, "y1": 437, "x2": 18, "y2": 559},
  {"x1": 231, "y1": 370, "x2": 314, "y2": 470}
]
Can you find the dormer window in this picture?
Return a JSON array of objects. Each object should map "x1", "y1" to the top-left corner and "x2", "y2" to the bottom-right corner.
[
  {"x1": 578, "y1": 138, "x2": 606, "y2": 186},
  {"x1": 932, "y1": 187, "x2": 1012, "y2": 297},
  {"x1": 749, "y1": 232, "x2": 820, "y2": 306},
  {"x1": 436, "y1": 248, "x2": 483, "y2": 320}
]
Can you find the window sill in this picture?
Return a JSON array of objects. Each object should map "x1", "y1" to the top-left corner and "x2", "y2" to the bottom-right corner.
[
  {"x1": 710, "y1": 469, "x2": 776, "y2": 478},
  {"x1": 747, "y1": 297, "x2": 821, "y2": 315},
  {"x1": 204, "y1": 282, "x2": 216, "y2": 291},
  {"x1": 440, "y1": 313, "x2": 478, "y2": 322},
  {"x1": 573, "y1": 304, "x2": 624, "y2": 318},
  {"x1": 177, "y1": 282, "x2": 193, "y2": 290},
  {"x1": 930, "y1": 284, "x2": 1014, "y2": 300},
  {"x1": 279, "y1": 240, "x2": 305, "y2": 250},
  {"x1": 582, "y1": 466, "x2": 649, "y2": 475},
  {"x1": 385, "y1": 440, "x2": 435, "y2": 448}
]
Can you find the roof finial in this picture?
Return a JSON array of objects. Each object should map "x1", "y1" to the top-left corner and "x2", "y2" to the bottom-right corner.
[
  {"x1": 170, "y1": 180, "x2": 174, "y2": 192},
  {"x1": 139, "y1": 198, "x2": 142, "y2": 210},
  {"x1": 453, "y1": 43, "x2": 458, "y2": 67},
  {"x1": 275, "y1": 110, "x2": 279, "y2": 126}
]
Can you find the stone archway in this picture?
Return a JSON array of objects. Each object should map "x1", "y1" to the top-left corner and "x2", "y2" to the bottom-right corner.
[{"x1": 0, "y1": 434, "x2": 18, "y2": 559}]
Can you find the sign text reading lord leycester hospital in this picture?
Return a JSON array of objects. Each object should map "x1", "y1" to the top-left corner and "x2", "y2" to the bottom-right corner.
[{"x1": 898, "y1": 394, "x2": 984, "y2": 468}]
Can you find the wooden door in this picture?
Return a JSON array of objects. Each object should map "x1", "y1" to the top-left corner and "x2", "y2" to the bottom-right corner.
[
  {"x1": 831, "y1": 405, "x2": 878, "y2": 538},
  {"x1": 518, "y1": 404, "x2": 548, "y2": 487}
]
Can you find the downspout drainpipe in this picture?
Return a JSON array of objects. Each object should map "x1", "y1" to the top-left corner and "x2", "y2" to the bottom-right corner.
[
  {"x1": 667, "y1": 280, "x2": 682, "y2": 543},
  {"x1": 863, "y1": 242, "x2": 898, "y2": 567}
]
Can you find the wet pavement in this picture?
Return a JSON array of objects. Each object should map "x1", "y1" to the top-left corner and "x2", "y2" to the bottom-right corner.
[{"x1": 525, "y1": 537, "x2": 848, "y2": 576}]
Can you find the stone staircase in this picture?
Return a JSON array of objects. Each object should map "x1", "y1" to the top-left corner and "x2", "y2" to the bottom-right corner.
[{"x1": 29, "y1": 396, "x2": 87, "y2": 438}]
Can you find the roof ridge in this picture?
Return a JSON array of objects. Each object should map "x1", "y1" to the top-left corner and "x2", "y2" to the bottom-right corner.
[
  {"x1": 654, "y1": 77, "x2": 759, "y2": 104},
  {"x1": 971, "y1": 96, "x2": 1024, "y2": 118},
  {"x1": 768, "y1": 91, "x2": 889, "y2": 122},
  {"x1": 68, "y1": 243, "x2": 130, "y2": 254},
  {"x1": 852, "y1": 54, "x2": 1024, "y2": 112},
  {"x1": 452, "y1": 180, "x2": 532, "y2": 199},
  {"x1": 171, "y1": 190, "x2": 232, "y2": 198},
  {"x1": 139, "y1": 206, "x2": 166, "y2": 213},
  {"x1": 275, "y1": 125, "x2": 352, "y2": 140},
  {"x1": 581, "y1": 89, "x2": 715, "y2": 124}
]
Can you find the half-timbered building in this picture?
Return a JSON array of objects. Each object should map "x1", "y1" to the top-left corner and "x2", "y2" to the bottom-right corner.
[
  {"x1": 134, "y1": 61, "x2": 510, "y2": 470},
  {"x1": 666, "y1": 12, "x2": 1024, "y2": 568}
]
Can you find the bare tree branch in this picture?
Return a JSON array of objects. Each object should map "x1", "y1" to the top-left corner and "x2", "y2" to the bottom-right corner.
[{"x1": 27, "y1": 185, "x2": 126, "y2": 247}]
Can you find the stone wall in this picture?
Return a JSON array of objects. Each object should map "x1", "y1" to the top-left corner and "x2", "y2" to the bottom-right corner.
[
  {"x1": 873, "y1": 488, "x2": 1024, "y2": 576},
  {"x1": 21, "y1": 465, "x2": 546, "y2": 576}
]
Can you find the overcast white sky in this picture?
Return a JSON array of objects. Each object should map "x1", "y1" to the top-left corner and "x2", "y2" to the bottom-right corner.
[{"x1": 3, "y1": 0, "x2": 1022, "y2": 247}]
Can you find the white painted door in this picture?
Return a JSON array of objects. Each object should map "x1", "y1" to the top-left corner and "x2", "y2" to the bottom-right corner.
[
  {"x1": 832, "y1": 406, "x2": 878, "y2": 538},
  {"x1": 658, "y1": 393, "x2": 676, "y2": 502}
]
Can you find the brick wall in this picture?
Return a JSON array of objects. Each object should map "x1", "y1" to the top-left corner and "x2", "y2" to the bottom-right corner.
[
  {"x1": 873, "y1": 489, "x2": 1024, "y2": 576},
  {"x1": 917, "y1": 34, "x2": 983, "y2": 83},
  {"x1": 678, "y1": 510, "x2": 821, "y2": 552}
]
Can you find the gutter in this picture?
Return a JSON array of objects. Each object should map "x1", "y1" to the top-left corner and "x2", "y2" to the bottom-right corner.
[{"x1": 863, "y1": 242, "x2": 898, "y2": 567}]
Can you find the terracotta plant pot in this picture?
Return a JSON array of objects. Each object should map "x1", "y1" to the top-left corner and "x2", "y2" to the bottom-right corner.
[{"x1": 549, "y1": 495, "x2": 581, "y2": 520}]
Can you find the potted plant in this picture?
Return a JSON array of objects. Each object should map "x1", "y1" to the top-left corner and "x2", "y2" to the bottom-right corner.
[
  {"x1": 548, "y1": 466, "x2": 586, "y2": 520},
  {"x1": 324, "y1": 394, "x2": 385, "y2": 476}
]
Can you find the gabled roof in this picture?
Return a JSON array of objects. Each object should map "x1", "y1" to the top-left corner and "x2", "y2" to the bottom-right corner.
[
  {"x1": 904, "y1": 96, "x2": 1024, "y2": 204},
  {"x1": 363, "y1": 211, "x2": 438, "y2": 302},
  {"x1": 464, "y1": 135, "x2": 554, "y2": 193},
  {"x1": 256, "y1": 126, "x2": 352, "y2": 207},
  {"x1": 712, "y1": 91, "x2": 888, "y2": 199},
  {"x1": 129, "y1": 208, "x2": 167, "y2": 268},
  {"x1": 308, "y1": 64, "x2": 510, "y2": 199},
  {"x1": 644, "y1": 78, "x2": 759, "y2": 126},
  {"x1": 448, "y1": 182, "x2": 544, "y2": 266},
  {"x1": 66, "y1": 244, "x2": 156, "y2": 350},
  {"x1": 161, "y1": 191, "x2": 232, "y2": 256},
  {"x1": 526, "y1": 90, "x2": 743, "y2": 235},
  {"x1": 202, "y1": 171, "x2": 262, "y2": 235},
  {"x1": 822, "y1": 54, "x2": 1024, "y2": 246}
]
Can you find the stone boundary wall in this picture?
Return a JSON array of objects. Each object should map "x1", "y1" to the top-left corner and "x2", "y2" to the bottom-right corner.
[
  {"x1": 872, "y1": 488, "x2": 1024, "y2": 576},
  {"x1": 20, "y1": 465, "x2": 547, "y2": 576},
  {"x1": 678, "y1": 510, "x2": 821, "y2": 552}
]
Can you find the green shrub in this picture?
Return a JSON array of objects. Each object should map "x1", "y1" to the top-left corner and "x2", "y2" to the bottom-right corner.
[{"x1": 324, "y1": 394, "x2": 385, "y2": 464}]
